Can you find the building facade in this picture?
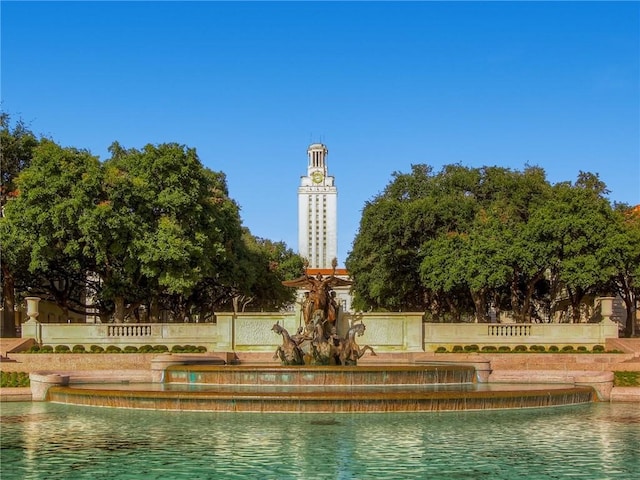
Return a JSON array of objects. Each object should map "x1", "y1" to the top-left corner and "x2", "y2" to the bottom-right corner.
[{"x1": 297, "y1": 143, "x2": 337, "y2": 269}]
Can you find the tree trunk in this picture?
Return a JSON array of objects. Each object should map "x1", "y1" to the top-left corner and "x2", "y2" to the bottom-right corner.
[
  {"x1": 149, "y1": 297, "x2": 160, "y2": 323},
  {"x1": 1, "y1": 264, "x2": 17, "y2": 337},
  {"x1": 567, "y1": 287, "x2": 585, "y2": 323},
  {"x1": 510, "y1": 270, "x2": 524, "y2": 322},
  {"x1": 471, "y1": 289, "x2": 489, "y2": 323},
  {"x1": 113, "y1": 296, "x2": 125, "y2": 323},
  {"x1": 622, "y1": 295, "x2": 636, "y2": 338}
]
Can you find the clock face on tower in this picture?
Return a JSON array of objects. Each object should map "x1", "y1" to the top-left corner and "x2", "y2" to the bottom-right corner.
[{"x1": 311, "y1": 171, "x2": 324, "y2": 184}]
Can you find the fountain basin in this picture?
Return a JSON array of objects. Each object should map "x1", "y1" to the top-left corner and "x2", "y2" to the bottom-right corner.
[{"x1": 45, "y1": 364, "x2": 596, "y2": 413}]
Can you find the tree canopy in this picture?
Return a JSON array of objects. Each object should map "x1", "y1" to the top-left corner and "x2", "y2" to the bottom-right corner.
[
  {"x1": 346, "y1": 164, "x2": 638, "y2": 334},
  {"x1": 1, "y1": 126, "x2": 304, "y2": 329}
]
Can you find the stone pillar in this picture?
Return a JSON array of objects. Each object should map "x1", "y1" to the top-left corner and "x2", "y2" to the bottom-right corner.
[
  {"x1": 30, "y1": 373, "x2": 69, "y2": 401},
  {"x1": 575, "y1": 372, "x2": 614, "y2": 402},
  {"x1": 150, "y1": 353, "x2": 186, "y2": 383},
  {"x1": 469, "y1": 360, "x2": 493, "y2": 383},
  {"x1": 21, "y1": 297, "x2": 42, "y2": 344},
  {"x1": 598, "y1": 296, "x2": 619, "y2": 340}
]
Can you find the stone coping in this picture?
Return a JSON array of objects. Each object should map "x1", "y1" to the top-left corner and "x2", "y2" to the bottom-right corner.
[
  {"x1": 0, "y1": 387, "x2": 32, "y2": 402},
  {"x1": 2, "y1": 384, "x2": 639, "y2": 404}
]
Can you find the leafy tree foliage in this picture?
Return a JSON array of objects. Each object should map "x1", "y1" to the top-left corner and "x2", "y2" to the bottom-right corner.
[
  {"x1": 226, "y1": 231, "x2": 303, "y2": 313},
  {"x1": 1, "y1": 140, "x2": 102, "y2": 321},
  {"x1": 2, "y1": 134, "x2": 304, "y2": 326},
  {"x1": 604, "y1": 205, "x2": 640, "y2": 337},
  {"x1": 0, "y1": 114, "x2": 40, "y2": 336},
  {"x1": 347, "y1": 164, "x2": 636, "y2": 333}
]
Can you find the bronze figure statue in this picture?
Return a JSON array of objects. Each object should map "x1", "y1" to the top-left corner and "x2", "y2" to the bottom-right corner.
[
  {"x1": 276, "y1": 260, "x2": 374, "y2": 366},
  {"x1": 282, "y1": 271, "x2": 351, "y2": 329}
]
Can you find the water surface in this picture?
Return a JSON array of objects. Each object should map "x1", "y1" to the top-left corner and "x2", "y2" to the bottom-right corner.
[{"x1": 1, "y1": 402, "x2": 638, "y2": 479}]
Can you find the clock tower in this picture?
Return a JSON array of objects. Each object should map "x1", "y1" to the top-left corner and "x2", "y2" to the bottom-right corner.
[{"x1": 298, "y1": 143, "x2": 337, "y2": 269}]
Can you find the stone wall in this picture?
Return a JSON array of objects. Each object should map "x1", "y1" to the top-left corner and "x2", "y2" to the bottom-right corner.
[{"x1": 19, "y1": 312, "x2": 619, "y2": 353}]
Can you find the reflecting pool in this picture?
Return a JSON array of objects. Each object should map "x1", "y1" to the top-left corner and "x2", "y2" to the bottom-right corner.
[{"x1": 1, "y1": 402, "x2": 638, "y2": 479}]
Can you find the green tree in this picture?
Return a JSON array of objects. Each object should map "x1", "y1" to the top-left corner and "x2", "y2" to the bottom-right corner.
[
  {"x1": 228, "y1": 231, "x2": 304, "y2": 313},
  {"x1": 1, "y1": 139, "x2": 99, "y2": 329},
  {"x1": 530, "y1": 174, "x2": 616, "y2": 322},
  {"x1": 80, "y1": 142, "x2": 243, "y2": 322},
  {"x1": 604, "y1": 205, "x2": 640, "y2": 337},
  {"x1": 2, "y1": 139, "x2": 100, "y2": 314},
  {"x1": 0, "y1": 114, "x2": 39, "y2": 336},
  {"x1": 348, "y1": 162, "x2": 625, "y2": 327}
]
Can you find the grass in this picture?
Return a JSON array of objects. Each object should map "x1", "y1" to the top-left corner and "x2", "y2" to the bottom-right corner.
[
  {"x1": 613, "y1": 371, "x2": 640, "y2": 387},
  {"x1": 0, "y1": 371, "x2": 30, "y2": 388}
]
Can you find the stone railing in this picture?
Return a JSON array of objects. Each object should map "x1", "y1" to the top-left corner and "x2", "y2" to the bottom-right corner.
[
  {"x1": 423, "y1": 319, "x2": 618, "y2": 352},
  {"x1": 21, "y1": 312, "x2": 619, "y2": 353},
  {"x1": 107, "y1": 324, "x2": 153, "y2": 337},
  {"x1": 487, "y1": 324, "x2": 532, "y2": 337}
]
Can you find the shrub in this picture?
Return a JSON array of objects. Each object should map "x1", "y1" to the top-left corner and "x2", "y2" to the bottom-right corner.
[
  {"x1": 562, "y1": 345, "x2": 575, "y2": 352},
  {"x1": 548, "y1": 345, "x2": 559, "y2": 353},
  {"x1": 514, "y1": 345, "x2": 527, "y2": 352},
  {"x1": 577, "y1": 346, "x2": 588, "y2": 352},
  {"x1": 90, "y1": 345, "x2": 105, "y2": 353},
  {"x1": 40, "y1": 345, "x2": 53, "y2": 353},
  {"x1": 498, "y1": 346, "x2": 511, "y2": 353},
  {"x1": 592, "y1": 345, "x2": 605, "y2": 353},
  {"x1": 138, "y1": 345, "x2": 155, "y2": 353},
  {"x1": 171, "y1": 345, "x2": 185, "y2": 353},
  {"x1": 26, "y1": 345, "x2": 40, "y2": 353},
  {"x1": 481, "y1": 346, "x2": 497, "y2": 352},
  {"x1": 452, "y1": 345, "x2": 464, "y2": 353},
  {"x1": 54, "y1": 345, "x2": 71, "y2": 353},
  {"x1": 123, "y1": 346, "x2": 138, "y2": 353},
  {"x1": 196, "y1": 346, "x2": 207, "y2": 353},
  {"x1": 435, "y1": 346, "x2": 447, "y2": 353},
  {"x1": 0, "y1": 371, "x2": 30, "y2": 388},
  {"x1": 153, "y1": 345, "x2": 169, "y2": 353},
  {"x1": 529, "y1": 345, "x2": 545, "y2": 352},
  {"x1": 614, "y1": 371, "x2": 640, "y2": 387},
  {"x1": 464, "y1": 344, "x2": 479, "y2": 352},
  {"x1": 72, "y1": 345, "x2": 87, "y2": 353},
  {"x1": 105, "y1": 345, "x2": 122, "y2": 353}
]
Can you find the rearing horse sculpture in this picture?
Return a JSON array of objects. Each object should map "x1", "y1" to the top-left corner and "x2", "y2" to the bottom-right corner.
[
  {"x1": 271, "y1": 321, "x2": 305, "y2": 366},
  {"x1": 337, "y1": 322, "x2": 376, "y2": 366}
]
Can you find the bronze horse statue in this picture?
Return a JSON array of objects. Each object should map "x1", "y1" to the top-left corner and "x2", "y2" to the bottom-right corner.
[
  {"x1": 271, "y1": 321, "x2": 305, "y2": 366},
  {"x1": 337, "y1": 322, "x2": 376, "y2": 366},
  {"x1": 309, "y1": 315, "x2": 341, "y2": 365}
]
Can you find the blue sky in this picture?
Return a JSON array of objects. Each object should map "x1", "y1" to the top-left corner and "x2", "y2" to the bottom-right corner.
[{"x1": 2, "y1": 1, "x2": 639, "y2": 266}]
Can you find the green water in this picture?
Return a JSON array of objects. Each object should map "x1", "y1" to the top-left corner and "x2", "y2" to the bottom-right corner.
[{"x1": 1, "y1": 402, "x2": 638, "y2": 479}]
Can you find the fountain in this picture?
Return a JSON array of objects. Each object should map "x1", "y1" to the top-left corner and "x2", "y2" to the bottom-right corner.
[{"x1": 37, "y1": 265, "x2": 598, "y2": 412}]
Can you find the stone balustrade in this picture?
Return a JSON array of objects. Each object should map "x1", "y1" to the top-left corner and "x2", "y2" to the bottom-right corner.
[{"x1": 20, "y1": 312, "x2": 618, "y2": 353}]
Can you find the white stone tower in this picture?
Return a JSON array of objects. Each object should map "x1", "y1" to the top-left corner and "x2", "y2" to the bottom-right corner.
[{"x1": 297, "y1": 143, "x2": 337, "y2": 269}]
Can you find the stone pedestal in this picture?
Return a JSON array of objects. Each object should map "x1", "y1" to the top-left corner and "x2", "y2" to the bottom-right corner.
[
  {"x1": 575, "y1": 372, "x2": 614, "y2": 401},
  {"x1": 29, "y1": 372, "x2": 69, "y2": 401}
]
